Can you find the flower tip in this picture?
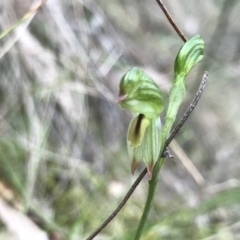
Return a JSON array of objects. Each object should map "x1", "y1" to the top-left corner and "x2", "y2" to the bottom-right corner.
[
  {"x1": 118, "y1": 94, "x2": 127, "y2": 103},
  {"x1": 131, "y1": 158, "x2": 138, "y2": 175},
  {"x1": 147, "y1": 161, "x2": 154, "y2": 180}
]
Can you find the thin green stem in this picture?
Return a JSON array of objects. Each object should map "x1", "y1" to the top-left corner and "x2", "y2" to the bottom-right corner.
[
  {"x1": 133, "y1": 127, "x2": 170, "y2": 239},
  {"x1": 133, "y1": 77, "x2": 186, "y2": 239},
  {"x1": 133, "y1": 157, "x2": 164, "y2": 240}
]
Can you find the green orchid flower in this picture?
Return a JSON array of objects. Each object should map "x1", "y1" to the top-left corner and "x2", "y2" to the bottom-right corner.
[
  {"x1": 118, "y1": 35, "x2": 205, "y2": 240},
  {"x1": 118, "y1": 68, "x2": 164, "y2": 179}
]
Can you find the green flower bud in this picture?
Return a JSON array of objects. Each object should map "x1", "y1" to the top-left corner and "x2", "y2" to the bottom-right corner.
[
  {"x1": 118, "y1": 68, "x2": 164, "y2": 179},
  {"x1": 174, "y1": 35, "x2": 204, "y2": 77},
  {"x1": 118, "y1": 68, "x2": 164, "y2": 119}
]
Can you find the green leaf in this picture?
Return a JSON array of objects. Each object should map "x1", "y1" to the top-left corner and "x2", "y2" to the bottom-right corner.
[
  {"x1": 174, "y1": 35, "x2": 204, "y2": 77},
  {"x1": 118, "y1": 68, "x2": 164, "y2": 119}
]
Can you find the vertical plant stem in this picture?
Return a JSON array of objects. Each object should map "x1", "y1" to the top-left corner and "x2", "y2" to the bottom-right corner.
[
  {"x1": 133, "y1": 76, "x2": 186, "y2": 239},
  {"x1": 133, "y1": 128, "x2": 170, "y2": 239},
  {"x1": 133, "y1": 157, "x2": 164, "y2": 240}
]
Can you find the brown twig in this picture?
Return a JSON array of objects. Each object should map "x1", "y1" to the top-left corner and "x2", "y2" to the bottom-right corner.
[
  {"x1": 156, "y1": 0, "x2": 187, "y2": 42},
  {"x1": 164, "y1": 71, "x2": 209, "y2": 148},
  {"x1": 85, "y1": 168, "x2": 147, "y2": 240},
  {"x1": 85, "y1": 72, "x2": 209, "y2": 240}
]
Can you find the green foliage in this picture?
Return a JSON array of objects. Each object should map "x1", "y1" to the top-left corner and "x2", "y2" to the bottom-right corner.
[
  {"x1": 0, "y1": 138, "x2": 26, "y2": 196},
  {"x1": 2, "y1": 1, "x2": 239, "y2": 240}
]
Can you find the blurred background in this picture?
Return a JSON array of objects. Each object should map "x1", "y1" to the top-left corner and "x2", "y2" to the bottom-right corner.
[{"x1": 0, "y1": 0, "x2": 240, "y2": 239}]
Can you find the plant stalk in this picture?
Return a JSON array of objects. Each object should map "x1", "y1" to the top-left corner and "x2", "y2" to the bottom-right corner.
[
  {"x1": 133, "y1": 156, "x2": 164, "y2": 240},
  {"x1": 133, "y1": 125, "x2": 171, "y2": 240},
  {"x1": 133, "y1": 75, "x2": 186, "y2": 239}
]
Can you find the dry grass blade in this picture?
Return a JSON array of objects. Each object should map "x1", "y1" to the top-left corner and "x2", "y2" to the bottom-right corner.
[
  {"x1": 170, "y1": 139, "x2": 205, "y2": 185},
  {"x1": 0, "y1": 0, "x2": 47, "y2": 39}
]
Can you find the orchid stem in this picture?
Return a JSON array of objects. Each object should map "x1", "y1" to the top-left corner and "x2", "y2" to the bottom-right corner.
[{"x1": 133, "y1": 118, "x2": 172, "y2": 239}]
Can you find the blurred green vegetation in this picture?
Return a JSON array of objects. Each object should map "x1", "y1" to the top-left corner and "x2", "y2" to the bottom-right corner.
[{"x1": 0, "y1": 0, "x2": 240, "y2": 239}]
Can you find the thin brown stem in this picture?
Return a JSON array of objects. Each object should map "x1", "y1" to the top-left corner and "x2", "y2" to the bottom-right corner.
[
  {"x1": 156, "y1": 0, "x2": 187, "y2": 42},
  {"x1": 85, "y1": 168, "x2": 147, "y2": 240},
  {"x1": 85, "y1": 71, "x2": 209, "y2": 240}
]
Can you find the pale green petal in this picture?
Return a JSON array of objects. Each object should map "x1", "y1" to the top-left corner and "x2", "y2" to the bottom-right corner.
[
  {"x1": 127, "y1": 114, "x2": 150, "y2": 147},
  {"x1": 141, "y1": 118, "x2": 161, "y2": 165},
  {"x1": 128, "y1": 117, "x2": 162, "y2": 177}
]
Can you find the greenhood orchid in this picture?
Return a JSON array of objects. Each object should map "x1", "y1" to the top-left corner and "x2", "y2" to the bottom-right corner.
[
  {"x1": 118, "y1": 35, "x2": 204, "y2": 180},
  {"x1": 118, "y1": 35, "x2": 205, "y2": 240},
  {"x1": 118, "y1": 68, "x2": 164, "y2": 179}
]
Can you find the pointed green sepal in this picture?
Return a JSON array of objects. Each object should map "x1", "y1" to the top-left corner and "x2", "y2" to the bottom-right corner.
[
  {"x1": 128, "y1": 117, "x2": 162, "y2": 179},
  {"x1": 118, "y1": 68, "x2": 164, "y2": 119},
  {"x1": 174, "y1": 35, "x2": 204, "y2": 77}
]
